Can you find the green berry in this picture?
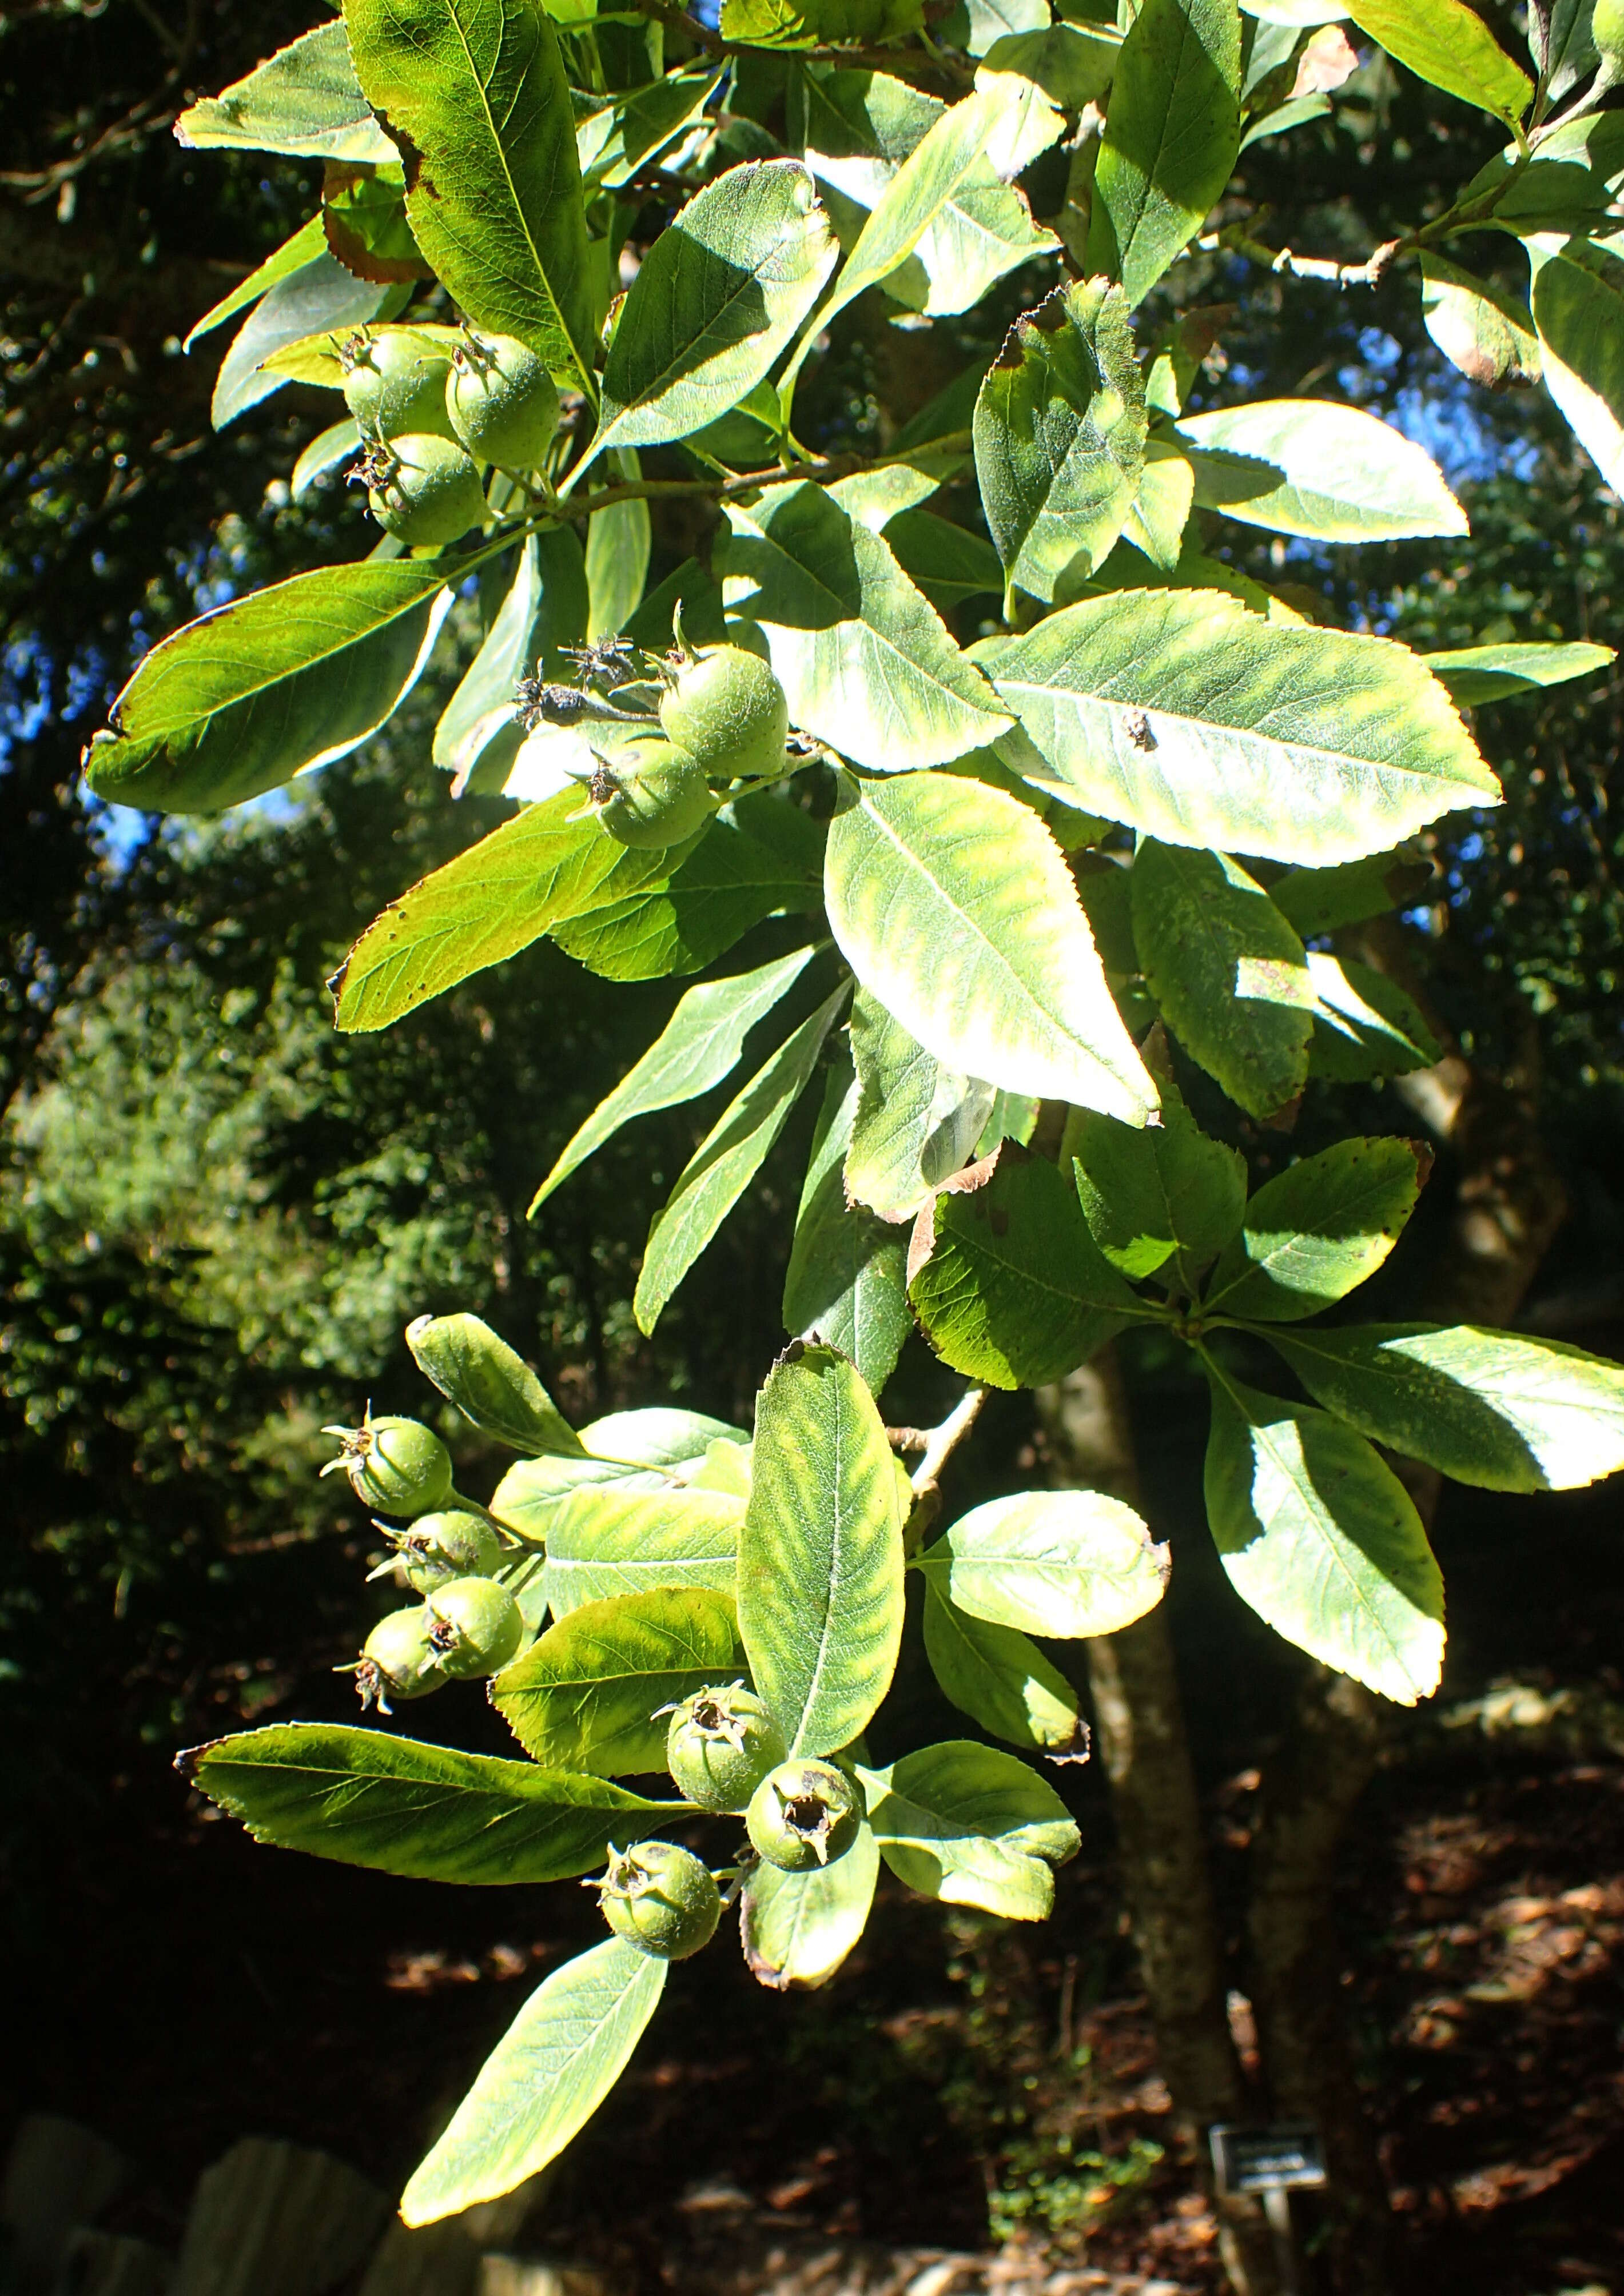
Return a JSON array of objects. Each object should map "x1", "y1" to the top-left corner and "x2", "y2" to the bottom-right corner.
[
  {"x1": 595, "y1": 1841, "x2": 721, "y2": 1960},
  {"x1": 666, "y1": 1685, "x2": 787, "y2": 1814},
  {"x1": 1595, "y1": 0, "x2": 1624, "y2": 62},
  {"x1": 354, "y1": 1607, "x2": 447, "y2": 1713},
  {"x1": 424, "y1": 1576, "x2": 524, "y2": 1680},
  {"x1": 447, "y1": 329, "x2": 559, "y2": 469},
  {"x1": 659, "y1": 641, "x2": 788, "y2": 786},
  {"x1": 746, "y1": 1759, "x2": 864, "y2": 1872},
  {"x1": 367, "y1": 433, "x2": 487, "y2": 548},
  {"x1": 591, "y1": 741, "x2": 716, "y2": 850},
  {"x1": 324, "y1": 1412, "x2": 453, "y2": 1519},
  {"x1": 341, "y1": 329, "x2": 455, "y2": 439},
  {"x1": 387, "y1": 1508, "x2": 504, "y2": 1593}
]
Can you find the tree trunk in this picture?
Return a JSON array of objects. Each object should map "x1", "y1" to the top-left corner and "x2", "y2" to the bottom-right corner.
[
  {"x1": 1244, "y1": 920, "x2": 1569, "y2": 2294},
  {"x1": 1038, "y1": 1352, "x2": 1282, "y2": 2296}
]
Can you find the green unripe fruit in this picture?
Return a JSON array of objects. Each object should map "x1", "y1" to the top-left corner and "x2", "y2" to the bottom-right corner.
[
  {"x1": 341, "y1": 331, "x2": 455, "y2": 439},
  {"x1": 354, "y1": 1607, "x2": 446, "y2": 1713},
  {"x1": 666, "y1": 1685, "x2": 787, "y2": 1813},
  {"x1": 659, "y1": 643, "x2": 789, "y2": 786},
  {"x1": 325, "y1": 1412, "x2": 453, "y2": 1519},
  {"x1": 424, "y1": 1575, "x2": 524, "y2": 1679},
  {"x1": 368, "y1": 433, "x2": 487, "y2": 548},
  {"x1": 591, "y1": 742, "x2": 716, "y2": 850},
  {"x1": 595, "y1": 1841, "x2": 721, "y2": 1961},
  {"x1": 389, "y1": 1508, "x2": 504, "y2": 1593},
  {"x1": 447, "y1": 330, "x2": 560, "y2": 469},
  {"x1": 746, "y1": 1759, "x2": 865, "y2": 1872},
  {"x1": 1595, "y1": 0, "x2": 1624, "y2": 60}
]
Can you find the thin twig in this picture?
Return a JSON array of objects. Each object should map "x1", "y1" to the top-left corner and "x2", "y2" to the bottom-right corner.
[
  {"x1": 910, "y1": 1385, "x2": 989, "y2": 1497},
  {"x1": 544, "y1": 431, "x2": 971, "y2": 525}
]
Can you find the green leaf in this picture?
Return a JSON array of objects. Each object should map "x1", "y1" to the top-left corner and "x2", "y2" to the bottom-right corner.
[
  {"x1": 551, "y1": 794, "x2": 826, "y2": 984},
  {"x1": 1268, "y1": 847, "x2": 1431, "y2": 938},
  {"x1": 797, "y1": 78, "x2": 1062, "y2": 371},
  {"x1": 910, "y1": 1150, "x2": 1142, "y2": 1390},
  {"x1": 343, "y1": 0, "x2": 596, "y2": 392},
  {"x1": 534, "y1": 945, "x2": 822, "y2": 1210},
  {"x1": 577, "y1": 69, "x2": 723, "y2": 193},
  {"x1": 1265, "y1": 1323, "x2": 1624, "y2": 1492},
  {"x1": 921, "y1": 1577, "x2": 1087, "y2": 1754},
  {"x1": 1420, "y1": 639, "x2": 1615, "y2": 707},
  {"x1": 495, "y1": 1587, "x2": 743, "y2": 1775},
  {"x1": 1306, "y1": 953, "x2": 1442, "y2": 1081},
  {"x1": 825, "y1": 774, "x2": 1156, "y2": 1119},
  {"x1": 1344, "y1": 0, "x2": 1533, "y2": 119},
  {"x1": 725, "y1": 484, "x2": 1012, "y2": 771},
  {"x1": 585, "y1": 455, "x2": 652, "y2": 640},
  {"x1": 634, "y1": 984, "x2": 848, "y2": 1333},
  {"x1": 491, "y1": 1413, "x2": 746, "y2": 1561},
  {"x1": 885, "y1": 509, "x2": 1005, "y2": 612},
  {"x1": 918, "y1": 1487, "x2": 1169, "y2": 1638},
  {"x1": 1420, "y1": 252, "x2": 1542, "y2": 392},
  {"x1": 399, "y1": 1940, "x2": 666, "y2": 2227},
  {"x1": 406, "y1": 1312, "x2": 584, "y2": 1456},
  {"x1": 182, "y1": 1724, "x2": 674, "y2": 1884},
  {"x1": 182, "y1": 215, "x2": 329, "y2": 352},
  {"x1": 591, "y1": 161, "x2": 837, "y2": 459},
  {"x1": 1203, "y1": 1368, "x2": 1444, "y2": 1704},
  {"x1": 724, "y1": 0, "x2": 925, "y2": 42},
  {"x1": 1071, "y1": 1054, "x2": 1246, "y2": 1286},
  {"x1": 1086, "y1": 0, "x2": 1241, "y2": 307},
  {"x1": 982, "y1": 22, "x2": 1120, "y2": 109},
  {"x1": 176, "y1": 23, "x2": 397, "y2": 162},
  {"x1": 858, "y1": 1741, "x2": 1079, "y2": 1919},
  {"x1": 84, "y1": 561, "x2": 451, "y2": 817},
  {"x1": 1176, "y1": 399, "x2": 1467, "y2": 542},
  {"x1": 990, "y1": 588, "x2": 1499, "y2": 866},
  {"x1": 1122, "y1": 437, "x2": 1197, "y2": 569},
  {"x1": 1204, "y1": 1136, "x2": 1429, "y2": 1321},
  {"x1": 974, "y1": 279, "x2": 1148, "y2": 607},
  {"x1": 782, "y1": 1061, "x2": 914, "y2": 1397},
  {"x1": 1530, "y1": 0, "x2": 1599, "y2": 103},
  {"x1": 291, "y1": 416, "x2": 363, "y2": 503},
  {"x1": 740, "y1": 1822, "x2": 881, "y2": 1988},
  {"x1": 331, "y1": 790, "x2": 661, "y2": 1034},
  {"x1": 846, "y1": 990, "x2": 991, "y2": 1223},
  {"x1": 737, "y1": 1341, "x2": 905, "y2": 1756},
  {"x1": 542, "y1": 1484, "x2": 745, "y2": 1616},
  {"x1": 1131, "y1": 842, "x2": 1314, "y2": 1120},
  {"x1": 434, "y1": 534, "x2": 589, "y2": 790},
  {"x1": 1531, "y1": 237, "x2": 1624, "y2": 493},
  {"x1": 212, "y1": 251, "x2": 404, "y2": 428}
]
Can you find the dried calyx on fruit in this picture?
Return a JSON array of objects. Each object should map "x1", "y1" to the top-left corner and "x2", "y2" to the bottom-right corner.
[
  {"x1": 658, "y1": 618, "x2": 789, "y2": 788},
  {"x1": 664, "y1": 1684, "x2": 787, "y2": 1813},
  {"x1": 340, "y1": 329, "x2": 455, "y2": 439},
  {"x1": 323, "y1": 1409, "x2": 453, "y2": 1519},
  {"x1": 746, "y1": 1758, "x2": 865, "y2": 1871},
  {"x1": 364, "y1": 433, "x2": 487, "y2": 548},
  {"x1": 349, "y1": 1607, "x2": 447, "y2": 1714},
  {"x1": 424, "y1": 1576, "x2": 524, "y2": 1679},
  {"x1": 588, "y1": 742, "x2": 715, "y2": 849},
  {"x1": 592, "y1": 1841, "x2": 721, "y2": 1960},
  {"x1": 447, "y1": 327, "x2": 559, "y2": 469},
  {"x1": 371, "y1": 1508, "x2": 504, "y2": 1593}
]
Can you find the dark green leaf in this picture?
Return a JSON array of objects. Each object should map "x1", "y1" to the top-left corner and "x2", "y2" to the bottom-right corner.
[
  {"x1": 1307, "y1": 954, "x2": 1441, "y2": 1081},
  {"x1": 1265, "y1": 1323, "x2": 1624, "y2": 1491},
  {"x1": 1086, "y1": 0, "x2": 1241, "y2": 306},
  {"x1": 910, "y1": 1150, "x2": 1143, "y2": 1389},
  {"x1": 212, "y1": 250, "x2": 403, "y2": 428},
  {"x1": 1071, "y1": 1051, "x2": 1245, "y2": 1286},
  {"x1": 1205, "y1": 1136, "x2": 1429, "y2": 1321},
  {"x1": 182, "y1": 215, "x2": 328, "y2": 351},
  {"x1": 407, "y1": 1312, "x2": 584, "y2": 1455},
  {"x1": 859, "y1": 1740, "x2": 1079, "y2": 1918},
  {"x1": 921, "y1": 1578, "x2": 1087, "y2": 1753},
  {"x1": 182, "y1": 1724, "x2": 674, "y2": 1883},
  {"x1": 782, "y1": 1060, "x2": 914, "y2": 1397},
  {"x1": 176, "y1": 22, "x2": 396, "y2": 162},
  {"x1": 1422, "y1": 639, "x2": 1615, "y2": 708}
]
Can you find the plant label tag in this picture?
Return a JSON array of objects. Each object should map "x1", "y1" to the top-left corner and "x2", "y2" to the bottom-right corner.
[{"x1": 1208, "y1": 2124, "x2": 1327, "y2": 2195}]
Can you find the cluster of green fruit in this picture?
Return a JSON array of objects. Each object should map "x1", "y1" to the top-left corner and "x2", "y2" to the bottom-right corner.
[
  {"x1": 562, "y1": 629, "x2": 794, "y2": 854},
  {"x1": 341, "y1": 324, "x2": 557, "y2": 548},
  {"x1": 324, "y1": 1406, "x2": 864, "y2": 1964},
  {"x1": 325, "y1": 1409, "x2": 526, "y2": 1707}
]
